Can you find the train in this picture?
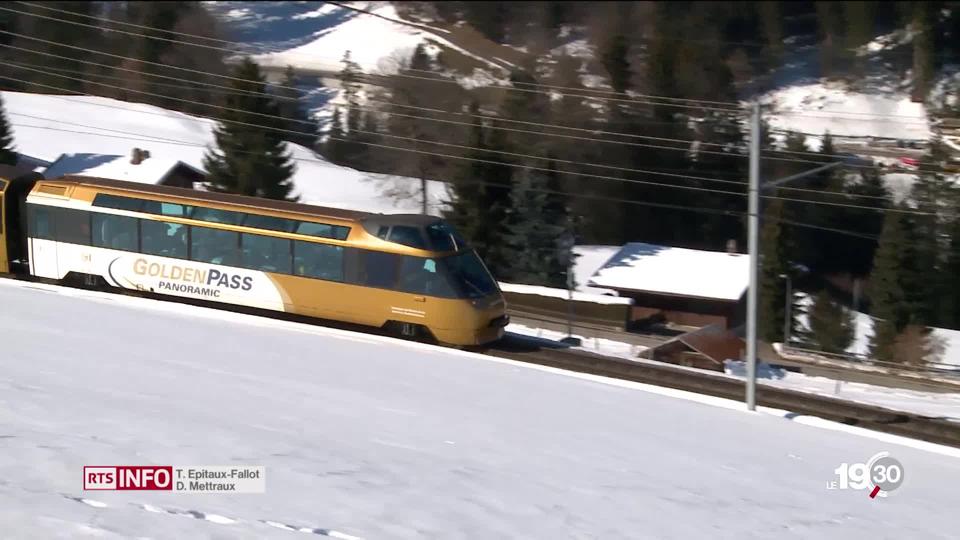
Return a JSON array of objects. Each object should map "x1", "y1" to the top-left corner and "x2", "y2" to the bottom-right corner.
[{"x1": 0, "y1": 165, "x2": 509, "y2": 346}]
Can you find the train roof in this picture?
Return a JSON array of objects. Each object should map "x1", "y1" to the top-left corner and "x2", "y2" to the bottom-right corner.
[{"x1": 45, "y1": 175, "x2": 444, "y2": 231}]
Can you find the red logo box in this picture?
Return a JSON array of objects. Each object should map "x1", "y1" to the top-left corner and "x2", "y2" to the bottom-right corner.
[{"x1": 84, "y1": 466, "x2": 174, "y2": 491}]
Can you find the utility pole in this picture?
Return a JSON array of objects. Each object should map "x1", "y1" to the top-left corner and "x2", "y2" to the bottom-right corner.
[{"x1": 746, "y1": 102, "x2": 761, "y2": 411}]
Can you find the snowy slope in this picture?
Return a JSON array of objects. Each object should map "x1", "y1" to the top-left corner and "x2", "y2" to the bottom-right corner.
[
  {"x1": 2, "y1": 279, "x2": 960, "y2": 538},
  {"x1": 3, "y1": 90, "x2": 448, "y2": 216},
  {"x1": 759, "y1": 83, "x2": 931, "y2": 144}
]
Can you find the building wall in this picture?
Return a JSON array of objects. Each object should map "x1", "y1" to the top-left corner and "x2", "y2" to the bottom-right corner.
[{"x1": 619, "y1": 290, "x2": 741, "y2": 329}]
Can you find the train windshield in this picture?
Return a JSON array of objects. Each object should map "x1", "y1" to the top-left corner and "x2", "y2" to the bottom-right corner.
[
  {"x1": 426, "y1": 221, "x2": 467, "y2": 252},
  {"x1": 440, "y1": 250, "x2": 499, "y2": 299}
]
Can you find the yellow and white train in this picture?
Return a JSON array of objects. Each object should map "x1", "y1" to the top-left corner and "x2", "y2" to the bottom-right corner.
[{"x1": 0, "y1": 168, "x2": 509, "y2": 346}]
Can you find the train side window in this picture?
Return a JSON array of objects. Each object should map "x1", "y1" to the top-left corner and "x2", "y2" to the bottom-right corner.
[
  {"x1": 293, "y1": 241, "x2": 344, "y2": 281},
  {"x1": 241, "y1": 233, "x2": 292, "y2": 274},
  {"x1": 358, "y1": 250, "x2": 400, "y2": 289},
  {"x1": 191, "y1": 226, "x2": 239, "y2": 266},
  {"x1": 191, "y1": 207, "x2": 245, "y2": 225},
  {"x1": 27, "y1": 204, "x2": 54, "y2": 240},
  {"x1": 55, "y1": 208, "x2": 91, "y2": 245},
  {"x1": 297, "y1": 221, "x2": 350, "y2": 240},
  {"x1": 141, "y1": 219, "x2": 188, "y2": 259},
  {"x1": 398, "y1": 256, "x2": 454, "y2": 297},
  {"x1": 142, "y1": 200, "x2": 191, "y2": 217},
  {"x1": 245, "y1": 214, "x2": 296, "y2": 233},
  {"x1": 92, "y1": 213, "x2": 138, "y2": 252},
  {"x1": 92, "y1": 194, "x2": 144, "y2": 212}
]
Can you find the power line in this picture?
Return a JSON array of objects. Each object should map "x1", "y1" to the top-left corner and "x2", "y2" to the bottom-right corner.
[
  {"x1": 1, "y1": 28, "x2": 947, "y2": 174},
  {"x1": 8, "y1": 1, "x2": 957, "y2": 124},
  {"x1": 6, "y1": 70, "x2": 947, "y2": 214},
  {"x1": 10, "y1": 120, "x2": 899, "y2": 241}
]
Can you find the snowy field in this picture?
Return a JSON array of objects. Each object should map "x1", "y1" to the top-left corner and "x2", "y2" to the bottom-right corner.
[
  {"x1": 1, "y1": 278, "x2": 960, "y2": 538},
  {"x1": 3, "y1": 91, "x2": 449, "y2": 216}
]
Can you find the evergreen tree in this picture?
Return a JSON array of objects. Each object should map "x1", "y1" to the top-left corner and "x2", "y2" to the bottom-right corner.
[
  {"x1": 443, "y1": 103, "x2": 513, "y2": 278},
  {"x1": 503, "y1": 160, "x2": 572, "y2": 287},
  {"x1": 868, "y1": 209, "x2": 913, "y2": 361},
  {"x1": 0, "y1": 94, "x2": 16, "y2": 166},
  {"x1": 601, "y1": 33, "x2": 631, "y2": 94},
  {"x1": 942, "y1": 217, "x2": 960, "y2": 328},
  {"x1": 337, "y1": 50, "x2": 367, "y2": 167},
  {"x1": 275, "y1": 66, "x2": 318, "y2": 150},
  {"x1": 911, "y1": 1, "x2": 937, "y2": 101},
  {"x1": 15, "y1": 1, "x2": 100, "y2": 93},
  {"x1": 843, "y1": 168, "x2": 891, "y2": 275},
  {"x1": 758, "y1": 197, "x2": 793, "y2": 344},
  {"x1": 202, "y1": 58, "x2": 296, "y2": 201},
  {"x1": 809, "y1": 290, "x2": 856, "y2": 353},
  {"x1": 324, "y1": 107, "x2": 347, "y2": 165}
]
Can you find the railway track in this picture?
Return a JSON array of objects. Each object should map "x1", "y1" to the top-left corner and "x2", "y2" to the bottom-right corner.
[
  {"x1": 485, "y1": 336, "x2": 960, "y2": 449},
  {"x1": 6, "y1": 274, "x2": 960, "y2": 449}
]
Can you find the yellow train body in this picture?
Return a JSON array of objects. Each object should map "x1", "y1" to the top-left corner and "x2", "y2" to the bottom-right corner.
[{"x1": 1, "y1": 174, "x2": 508, "y2": 346}]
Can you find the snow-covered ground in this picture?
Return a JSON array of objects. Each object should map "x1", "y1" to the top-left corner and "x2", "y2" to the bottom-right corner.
[
  {"x1": 2, "y1": 278, "x2": 960, "y2": 538},
  {"x1": 3, "y1": 91, "x2": 449, "y2": 215},
  {"x1": 759, "y1": 82, "x2": 931, "y2": 144},
  {"x1": 505, "y1": 322, "x2": 645, "y2": 360}
]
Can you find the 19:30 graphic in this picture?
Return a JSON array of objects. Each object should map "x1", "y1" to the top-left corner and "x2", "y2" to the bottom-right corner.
[{"x1": 827, "y1": 452, "x2": 904, "y2": 498}]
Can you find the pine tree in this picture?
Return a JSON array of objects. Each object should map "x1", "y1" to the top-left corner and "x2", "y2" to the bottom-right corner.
[
  {"x1": 337, "y1": 50, "x2": 367, "y2": 167},
  {"x1": 444, "y1": 103, "x2": 513, "y2": 278},
  {"x1": 324, "y1": 107, "x2": 347, "y2": 165},
  {"x1": 868, "y1": 209, "x2": 912, "y2": 361},
  {"x1": 911, "y1": 1, "x2": 937, "y2": 101},
  {"x1": 0, "y1": 94, "x2": 16, "y2": 166},
  {"x1": 809, "y1": 290, "x2": 856, "y2": 354},
  {"x1": 275, "y1": 66, "x2": 318, "y2": 150},
  {"x1": 601, "y1": 33, "x2": 631, "y2": 94},
  {"x1": 502, "y1": 160, "x2": 572, "y2": 287},
  {"x1": 758, "y1": 197, "x2": 793, "y2": 343},
  {"x1": 943, "y1": 217, "x2": 960, "y2": 329},
  {"x1": 202, "y1": 58, "x2": 297, "y2": 201}
]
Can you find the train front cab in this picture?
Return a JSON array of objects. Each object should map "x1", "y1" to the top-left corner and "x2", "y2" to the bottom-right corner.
[
  {"x1": 356, "y1": 216, "x2": 509, "y2": 347},
  {"x1": 0, "y1": 168, "x2": 42, "y2": 275}
]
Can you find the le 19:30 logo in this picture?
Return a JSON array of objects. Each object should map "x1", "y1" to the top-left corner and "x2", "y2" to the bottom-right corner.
[{"x1": 827, "y1": 452, "x2": 904, "y2": 498}]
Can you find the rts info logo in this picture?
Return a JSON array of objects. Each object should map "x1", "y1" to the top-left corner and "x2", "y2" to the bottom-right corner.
[{"x1": 84, "y1": 466, "x2": 173, "y2": 490}]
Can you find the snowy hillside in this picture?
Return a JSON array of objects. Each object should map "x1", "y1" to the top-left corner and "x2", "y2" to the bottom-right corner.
[
  {"x1": 3, "y1": 90, "x2": 449, "y2": 215},
  {"x1": 2, "y1": 278, "x2": 960, "y2": 538}
]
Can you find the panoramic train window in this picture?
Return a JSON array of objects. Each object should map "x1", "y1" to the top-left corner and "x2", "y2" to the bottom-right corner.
[
  {"x1": 191, "y1": 226, "x2": 239, "y2": 266},
  {"x1": 425, "y1": 221, "x2": 466, "y2": 252},
  {"x1": 27, "y1": 205, "x2": 54, "y2": 240},
  {"x1": 55, "y1": 208, "x2": 91, "y2": 245},
  {"x1": 92, "y1": 194, "x2": 144, "y2": 212},
  {"x1": 241, "y1": 234, "x2": 291, "y2": 274},
  {"x1": 293, "y1": 241, "x2": 344, "y2": 282},
  {"x1": 141, "y1": 220, "x2": 187, "y2": 259},
  {"x1": 244, "y1": 214, "x2": 297, "y2": 233},
  {"x1": 142, "y1": 200, "x2": 192, "y2": 217},
  {"x1": 398, "y1": 256, "x2": 455, "y2": 297},
  {"x1": 441, "y1": 251, "x2": 498, "y2": 298},
  {"x1": 92, "y1": 213, "x2": 138, "y2": 252},
  {"x1": 388, "y1": 226, "x2": 428, "y2": 250},
  {"x1": 296, "y1": 221, "x2": 350, "y2": 241},
  {"x1": 358, "y1": 251, "x2": 400, "y2": 289},
  {"x1": 191, "y1": 207, "x2": 245, "y2": 226}
]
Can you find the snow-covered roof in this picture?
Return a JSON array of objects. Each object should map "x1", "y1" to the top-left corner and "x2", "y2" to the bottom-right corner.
[
  {"x1": 498, "y1": 282, "x2": 633, "y2": 306},
  {"x1": 572, "y1": 245, "x2": 621, "y2": 296},
  {"x1": 588, "y1": 243, "x2": 749, "y2": 301},
  {"x1": 43, "y1": 152, "x2": 204, "y2": 185}
]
